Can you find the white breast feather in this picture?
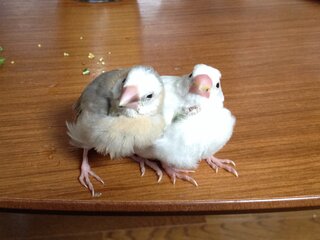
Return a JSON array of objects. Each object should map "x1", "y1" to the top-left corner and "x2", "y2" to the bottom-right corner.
[{"x1": 151, "y1": 106, "x2": 235, "y2": 169}]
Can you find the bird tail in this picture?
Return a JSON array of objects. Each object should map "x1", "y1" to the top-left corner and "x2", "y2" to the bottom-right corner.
[{"x1": 66, "y1": 121, "x2": 90, "y2": 149}]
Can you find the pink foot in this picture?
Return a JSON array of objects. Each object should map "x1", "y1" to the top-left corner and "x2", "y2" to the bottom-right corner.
[
  {"x1": 206, "y1": 156, "x2": 238, "y2": 177},
  {"x1": 162, "y1": 164, "x2": 198, "y2": 187},
  {"x1": 131, "y1": 155, "x2": 163, "y2": 182},
  {"x1": 79, "y1": 148, "x2": 104, "y2": 197}
]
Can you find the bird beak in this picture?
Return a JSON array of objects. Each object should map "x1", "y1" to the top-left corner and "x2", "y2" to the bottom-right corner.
[
  {"x1": 119, "y1": 85, "x2": 140, "y2": 109},
  {"x1": 189, "y1": 74, "x2": 212, "y2": 98}
]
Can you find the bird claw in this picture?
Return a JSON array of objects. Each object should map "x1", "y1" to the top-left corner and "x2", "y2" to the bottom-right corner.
[
  {"x1": 206, "y1": 156, "x2": 238, "y2": 177},
  {"x1": 131, "y1": 155, "x2": 163, "y2": 182},
  {"x1": 79, "y1": 149, "x2": 104, "y2": 197},
  {"x1": 79, "y1": 167, "x2": 104, "y2": 197},
  {"x1": 163, "y1": 165, "x2": 198, "y2": 187},
  {"x1": 139, "y1": 161, "x2": 146, "y2": 176}
]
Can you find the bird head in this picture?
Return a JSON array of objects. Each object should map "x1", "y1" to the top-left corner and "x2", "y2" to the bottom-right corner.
[
  {"x1": 188, "y1": 64, "x2": 224, "y2": 104},
  {"x1": 119, "y1": 66, "x2": 163, "y2": 116}
]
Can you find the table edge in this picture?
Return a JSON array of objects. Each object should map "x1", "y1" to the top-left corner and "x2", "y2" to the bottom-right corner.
[{"x1": 1, "y1": 196, "x2": 320, "y2": 213}]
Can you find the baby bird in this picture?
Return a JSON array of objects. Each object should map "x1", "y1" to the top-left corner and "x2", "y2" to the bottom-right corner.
[
  {"x1": 136, "y1": 64, "x2": 238, "y2": 185},
  {"x1": 67, "y1": 66, "x2": 166, "y2": 196}
]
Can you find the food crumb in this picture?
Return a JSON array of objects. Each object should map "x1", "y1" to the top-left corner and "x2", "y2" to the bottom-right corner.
[
  {"x1": 80, "y1": 36, "x2": 84, "y2": 40},
  {"x1": 0, "y1": 46, "x2": 3, "y2": 52},
  {"x1": 99, "y1": 57, "x2": 104, "y2": 62},
  {"x1": 88, "y1": 52, "x2": 95, "y2": 59},
  {"x1": 108, "y1": 51, "x2": 111, "y2": 55},
  {"x1": 11, "y1": 60, "x2": 15, "y2": 64},
  {"x1": 63, "y1": 52, "x2": 70, "y2": 57},
  {"x1": 38, "y1": 44, "x2": 42, "y2": 48},
  {"x1": 82, "y1": 68, "x2": 90, "y2": 75},
  {"x1": 101, "y1": 61, "x2": 105, "y2": 65},
  {"x1": 0, "y1": 57, "x2": 5, "y2": 65},
  {"x1": 94, "y1": 192, "x2": 102, "y2": 197}
]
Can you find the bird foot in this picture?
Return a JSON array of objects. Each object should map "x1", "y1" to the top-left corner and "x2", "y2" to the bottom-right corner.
[
  {"x1": 162, "y1": 164, "x2": 198, "y2": 187},
  {"x1": 79, "y1": 149, "x2": 104, "y2": 197},
  {"x1": 206, "y1": 156, "x2": 238, "y2": 177},
  {"x1": 131, "y1": 155, "x2": 163, "y2": 182}
]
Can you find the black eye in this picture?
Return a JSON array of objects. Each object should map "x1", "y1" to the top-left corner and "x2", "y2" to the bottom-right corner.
[
  {"x1": 146, "y1": 93, "x2": 153, "y2": 99},
  {"x1": 188, "y1": 73, "x2": 193, "y2": 78},
  {"x1": 216, "y1": 83, "x2": 220, "y2": 88},
  {"x1": 122, "y1": 78, "x2": 126, "y2": 84}
]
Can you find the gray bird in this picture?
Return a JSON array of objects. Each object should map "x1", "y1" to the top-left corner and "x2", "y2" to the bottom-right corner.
[{"x1": 67, "y1": 66, "x2": 166, "y2": 196}]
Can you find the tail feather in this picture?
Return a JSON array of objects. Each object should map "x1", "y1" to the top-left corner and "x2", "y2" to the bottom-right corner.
[{"x1": 66, "y1": 121, "x2": 90, "y2": 149}]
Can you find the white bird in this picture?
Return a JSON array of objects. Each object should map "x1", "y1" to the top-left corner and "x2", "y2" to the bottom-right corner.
[
  {"x1": 135, "y1": 64, "x2": 238, "y2": 186},
  {"x1": 66, "y1": 66, "x2": 166, "y2": 196}
]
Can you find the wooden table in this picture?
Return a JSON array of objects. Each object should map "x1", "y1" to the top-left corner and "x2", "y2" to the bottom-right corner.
[{"x1": 0, "y1": 0, "x2": 319, "y2": 213}]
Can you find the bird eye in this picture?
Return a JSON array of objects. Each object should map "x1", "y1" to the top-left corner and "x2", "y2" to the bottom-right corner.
[
  {"x1": 216, "y1": 83, "x2": 220, "y2": 88},
  {"x1": 146, "y1": 93, "x2": 153, "y2": 99},
  {"x1": 122, "y1": 78, "x2": 126, "y2": 84},
  {"x1": 189, "y1": 73, "x2": 193, "y2": 78}
]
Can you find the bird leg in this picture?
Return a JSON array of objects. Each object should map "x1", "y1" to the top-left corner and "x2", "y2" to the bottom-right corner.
[
  {"x1": 206, "y1": 156, "x2": 238, "y2": 177},
  {"x1": 131, "y1": 155, "x2": 163, "y2": 182},
  {"x1": 162, "y1": 163, "x2": 198, "y2": 187},
  {"x1": 79, "y1": 148, "x2": 105, "y2": 197}
]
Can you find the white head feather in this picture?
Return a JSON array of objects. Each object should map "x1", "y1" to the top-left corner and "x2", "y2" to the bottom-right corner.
[
  {"x1": 120, "y1": 66, "x2": 163, "y2": 117},
  {"x1": 185, "y1": 64, "x2": 225, "y2": 109}
]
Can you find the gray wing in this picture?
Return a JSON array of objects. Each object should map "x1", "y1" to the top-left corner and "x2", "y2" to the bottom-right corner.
[{"x1": 73, "y1": 68, "x2": 130, "y2": 119}]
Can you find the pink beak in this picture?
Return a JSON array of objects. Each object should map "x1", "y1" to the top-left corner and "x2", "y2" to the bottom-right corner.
[
  {"x1": 119, "y1": 85, "x2": 140, "y2": 109},
  {"x1": 189, "y1": 74, "x2": 212, "y2": 98}
]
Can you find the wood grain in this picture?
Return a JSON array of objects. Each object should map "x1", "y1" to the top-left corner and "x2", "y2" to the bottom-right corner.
[
  {"x1": 103, "y1": 212, "x2": 320, "y2": 240},
  {"x1": 0, "y1": 0, "x2": 320, "y2": 212},
  {"x1": 1, "y1": 210, "x2": 319, "y2": 239},
  {"x1": 0, "y1": 212, "x2": 205, "y2": 239}
]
